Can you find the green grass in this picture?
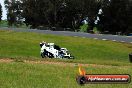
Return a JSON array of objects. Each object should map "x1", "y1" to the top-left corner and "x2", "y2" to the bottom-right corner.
[
  {"x1": 0, "y1": 62, "x2": 131, "y2": 88},
  {"x1": 0, "y1": 20, "x2": 8, "y2": 27},
  {"x1": 0, "y1": 30, "x2": 132, "y2": 66},
  {"x1": 0, "y1": 30, "x2": 132, "y2": 88},
  {"x1": 0, "y1": 20, "x2": 29, "y2": 28},
  {"x1": 80, "y1": 24, "x2": 88, "y2": 32}
]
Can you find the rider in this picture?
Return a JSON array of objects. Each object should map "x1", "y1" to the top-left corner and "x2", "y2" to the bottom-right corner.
[{"x1": 40, "y1": 41, "x2": 47, "y2": 48}]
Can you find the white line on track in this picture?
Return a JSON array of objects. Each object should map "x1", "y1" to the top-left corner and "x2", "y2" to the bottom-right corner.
[
  {"x1": 82, "y1": 37, "x2": 86, "y2": 38},
  {"x1": 94, "y1": 38, "x2": 98, "y2": 40},
  {"x1": 102, "y1": 39, "x2": 107, "y2": 41},
  {"x1": 126, "y1": 36, "x2": 132, "y2": 37},
  {"x1": 112, "y1": 40, "x2": 116, "y2": 42},
  {"x1": 113, "y1": 35, "x2": 118, "y2": 36},
  {"x1": 120, "y1": 41, "x2": 125, "y2": 43}
]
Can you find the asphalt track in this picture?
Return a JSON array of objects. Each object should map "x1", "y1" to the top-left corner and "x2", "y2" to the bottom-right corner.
[{"x1": 0, "y1": 27, "x2": 132, "y2": 43}]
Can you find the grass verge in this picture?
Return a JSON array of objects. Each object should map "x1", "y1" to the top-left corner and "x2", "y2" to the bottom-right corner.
[
  {"x1": 0, "y1": 62, "x2": 131, "y2": 88},
  {"x1": 0, "y1": 30, "x2": 132, "y2": 66},
  {"x1": 0, "y1": 30, "x2": 132, "y2": 88}
]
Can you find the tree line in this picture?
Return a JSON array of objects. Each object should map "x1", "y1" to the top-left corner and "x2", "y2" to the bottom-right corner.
[
  {"x1": 0, "y1": 3, "x2": 2, "y2": 22},
  {"x1": 2, "y1": 0, "x2": 132, "y2": 34}
]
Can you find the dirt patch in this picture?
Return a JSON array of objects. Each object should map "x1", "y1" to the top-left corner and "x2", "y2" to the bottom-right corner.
[
  {"x1": 0, "y1": 58, "x2": 131, "y2": 69},
  {"x1": 24, "y1": 60, "x2": 131, "y2": 69},
  {"x1": 0, "y1": 59, "x2": 14, "y2": 63}
]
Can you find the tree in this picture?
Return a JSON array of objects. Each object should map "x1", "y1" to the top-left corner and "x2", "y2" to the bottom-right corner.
[
  {"x1": 125, "y1": 0, "x2": 132, "y2": 33},
  {"x1": 21, "y1": 0, "x2": 54, "y2": 28},
  {"x1": 56, "y1": 0, "x2": 100, "y2": 30},
  {"x1": 100, "y1": 0, "x2": 131, "y2": 34},
  {"x1": 4, "y1": 0, "x2": 132, "y2": 34},
  {"x1": 4, "y1": 0, "x2": 23, "y2": 26},
  {"x1": 0, "y1": 3, "x2": 2, "y2": 21},
  {"x1": 4, "y1": 0, "x2": 101, "y2": 30},
  {"x1": 5, "y1": 0, "x2": 17, "y2": 26},
  {"x1": 22, "y1": 0, "x2": 101, "y2": 30}
]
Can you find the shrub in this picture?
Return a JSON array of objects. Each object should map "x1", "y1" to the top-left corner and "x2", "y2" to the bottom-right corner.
[{"x1": 80, "y1": 24, "x2": 88, "y2": 32}]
